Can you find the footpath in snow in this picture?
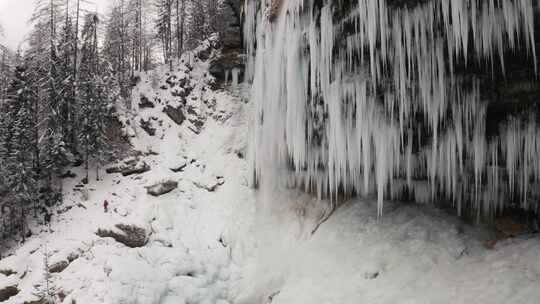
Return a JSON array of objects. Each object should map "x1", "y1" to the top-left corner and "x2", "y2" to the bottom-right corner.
[{"x1": 0, "y1": 42, "x2": 539, "y2": 304}]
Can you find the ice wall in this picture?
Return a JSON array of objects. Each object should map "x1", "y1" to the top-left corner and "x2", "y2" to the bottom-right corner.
[{"x1": 246, "y1": 0, "x2": 539, "y2": 217}]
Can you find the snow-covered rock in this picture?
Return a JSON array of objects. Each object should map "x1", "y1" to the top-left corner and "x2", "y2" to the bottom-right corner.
[
  {"x1": 145, "y1": 180, "x2": 178, "y2": 196},
  {"x1": 169, "y1": 158, "x2": 188, "y2": 172},
  {"x1": 96, "y1": 224, "x2": 148, "y2": 248},
  {"x1": 106, "y1": 157, "x2": 151, "y2": 176}
]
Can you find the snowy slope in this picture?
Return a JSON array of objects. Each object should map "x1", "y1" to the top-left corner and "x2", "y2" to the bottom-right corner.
[{"x1": 0, "y1": 41, "x2": 538, "y2": 304}]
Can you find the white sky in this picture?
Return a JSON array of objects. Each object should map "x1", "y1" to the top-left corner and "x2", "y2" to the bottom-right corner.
[{"x1": 0, "y1": 0, "x2": 109, "y2": 49}]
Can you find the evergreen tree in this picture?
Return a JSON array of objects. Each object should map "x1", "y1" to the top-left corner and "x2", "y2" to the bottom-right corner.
[
  {"x1": 57, "y1": 13, "x2": 76, "y2": 152},
  {"x1": 2, "y1": 64, "x2": 38, "y2": 241},
  {"x1": 79, "y1": 13, "x2": 110, "y2": 181}
]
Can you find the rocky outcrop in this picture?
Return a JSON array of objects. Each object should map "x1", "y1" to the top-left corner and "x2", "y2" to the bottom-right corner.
[
  {"x1": 96, "y1": 224, "x2": 148, "y2": 248},
  {"x1": 210, "y1": 0, "x2": 245, "y2": 83},
  {"x1": 145, "y1": 180, "x2": 178, "y2": 196}
]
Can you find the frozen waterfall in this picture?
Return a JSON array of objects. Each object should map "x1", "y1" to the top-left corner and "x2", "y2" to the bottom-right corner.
[{"x1": 245, "y1": 0, "x2": 539, "y2": 218}]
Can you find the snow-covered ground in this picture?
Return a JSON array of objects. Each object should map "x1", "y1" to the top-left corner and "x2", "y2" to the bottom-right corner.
[{"x1": 0, "y1": 48, "x2": 539, "y2": 304}]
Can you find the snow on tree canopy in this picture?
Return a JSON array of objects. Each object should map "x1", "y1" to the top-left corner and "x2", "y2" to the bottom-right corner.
[{"x1": 245, "y1": 0, "x2": 539, "y2": 218}]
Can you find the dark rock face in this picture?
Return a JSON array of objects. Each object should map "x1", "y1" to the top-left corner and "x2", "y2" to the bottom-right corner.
[
  {"x1": 96, "y1": 224, "x2": 148, "y2": 248},
  {"x1": 163, "y1": 105, "x2": 186, "y2": 125},
  {"x1": 209, "y1": 49, "x2": 245, "y2": 83},
  {"x1": 145, "y1": 180, "x2": 178, "y2": 196},
  {"x1": 210, "y1": 0, "x2": 245, "y2": 82}
]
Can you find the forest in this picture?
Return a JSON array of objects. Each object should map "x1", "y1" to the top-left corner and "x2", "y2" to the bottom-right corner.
[{"x1": 0, "y1": 0, "x2": 232, "y2": 244}]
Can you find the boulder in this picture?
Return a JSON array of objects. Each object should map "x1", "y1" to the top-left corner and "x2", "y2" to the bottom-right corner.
[
  {"x1": 170, "y1": 159, "x2": 188, "y2": 172},
  {"x1": 106, "y1": 157, "x2": 151, "y2": 176},
  {"x1": 194, "y1": 175, "x2": 223, "y2": 192},
  {"x1": 0, "y1": 286, "x2": 19, "y2": 301},
  {"x1": 145, "y1": 180, "x2": 178, "y2": 196},
  {"x1": 163, "y1": 105, "x2": 186, "y2": 125},
  {"x1": 96, "y1": 224, "x2": 148, "y2": 248},
  {"x1": 121, "y1": 162, "x2": 150, "y2": 176},
  {"x1": 105, "y1": 166, "x2": 122, "y2": 174}
]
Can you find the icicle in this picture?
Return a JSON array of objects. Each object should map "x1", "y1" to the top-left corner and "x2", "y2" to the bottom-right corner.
[
  {"x1": 247, "y1": 0, "x2": 540, "y2": 219},
  {"x1": 231, "y1": 68, "x2": 240, "y2": 88}
]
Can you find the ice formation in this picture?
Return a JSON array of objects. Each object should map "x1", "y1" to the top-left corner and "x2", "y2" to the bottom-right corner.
[{"x1": 245, "y1": 0, "x2": 539, "y2": 217}]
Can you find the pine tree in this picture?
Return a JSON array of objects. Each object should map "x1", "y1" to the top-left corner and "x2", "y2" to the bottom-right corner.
[
  {"x1": 79, "y1": 12, "x2": 108, "y2": 181},
  {"x1": 35, "y1": 244, "x2": 56, "y2": 303},
  {"x1": 2, "y1": 64, "x2": 38, "y2": 241},
  {"x1": 57, "y1": 12, "x2": 76, "y2": 152},
  {"x1": 27, "y1": 0, "x2": 66, "y2": 193},
  {"x1": 156, "y1": 0, "x2": 173, "y2": 68}
]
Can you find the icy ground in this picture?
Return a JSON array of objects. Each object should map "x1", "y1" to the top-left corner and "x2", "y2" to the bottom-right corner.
[{"x1": 0, "y1": 55, "x2": 539, "y2": 304}]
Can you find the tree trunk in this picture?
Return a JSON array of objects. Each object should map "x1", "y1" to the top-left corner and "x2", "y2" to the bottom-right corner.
[
  {"x1": 139, "y1": 0, "x2": 143, "y2": 72},
  {"x1": 20, "y1": 204, "x2": 25, "y2": 243},
  {"x1": 0, "y1": 50, "x2": 5, "y2": 107},
  {"x1": 73, "y1": 0, "x2": 81, "y2": 146}
]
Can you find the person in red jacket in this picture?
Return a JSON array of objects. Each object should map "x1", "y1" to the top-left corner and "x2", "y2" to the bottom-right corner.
[{"x1": 103, "y1": 200, "x2": 109, "y2": 213}]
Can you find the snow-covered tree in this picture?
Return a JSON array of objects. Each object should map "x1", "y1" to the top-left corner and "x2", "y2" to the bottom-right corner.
[
  {"x1": 0, "y1": 64, "x2": 39, "y2": 241},
  {"x1": 78, "y1": 13, "x2": 113, "y2": 181}
]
